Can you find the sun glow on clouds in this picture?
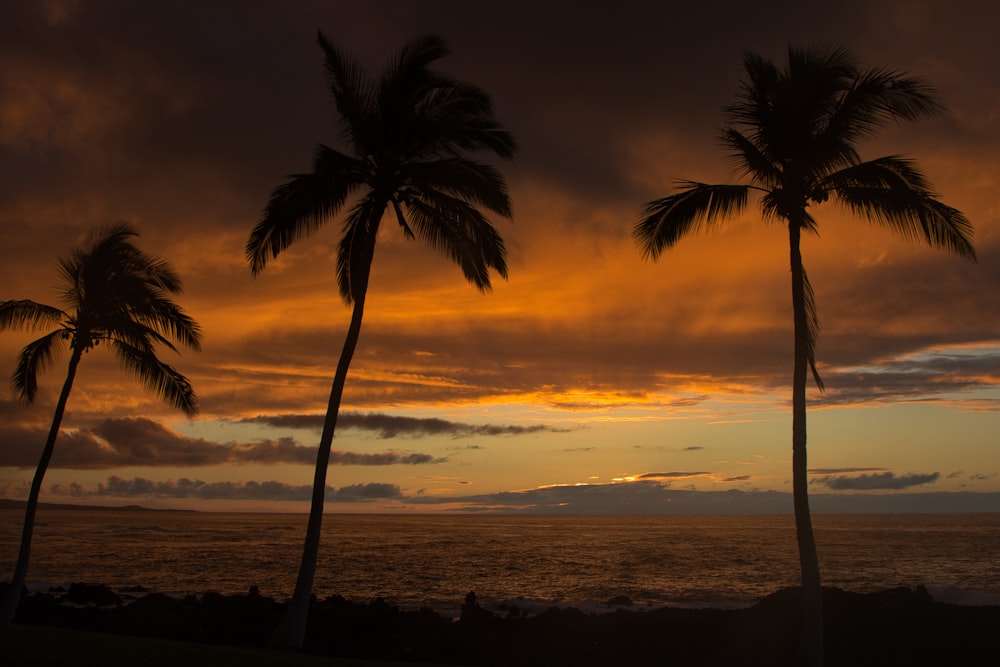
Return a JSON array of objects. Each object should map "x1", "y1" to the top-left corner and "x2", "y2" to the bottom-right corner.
[{"x1": 0, "y1": 1, "x2": 998, "y2": 510}]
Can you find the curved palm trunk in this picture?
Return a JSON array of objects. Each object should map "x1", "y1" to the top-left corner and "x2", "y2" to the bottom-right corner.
[
  {"x1": 789, "y1": 222, "x2": 823, "y2": 666},
  {"x1": 269, "y1": 262, "x2": 373, "y2": 651},
  {"x1": 0, "y1": 347, "x2": 83, "y2": 623}
]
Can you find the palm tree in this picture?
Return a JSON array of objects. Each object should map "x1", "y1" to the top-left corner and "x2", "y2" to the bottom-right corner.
[
  {"x1": 634, "y1": 46, "x2": 974, "y2": 666},
  {"x1": 0, "y1": 221, "x2": 202, "y2": 623},
  {"x1": 246, "y1": 32, "x2": 516, "y2": 649}
]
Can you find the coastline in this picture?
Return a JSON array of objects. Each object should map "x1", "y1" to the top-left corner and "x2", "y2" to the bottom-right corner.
[
  {"x1": 0, "y1": 499, "x2": 196, "y2": 513},
  {"x1": 4, "y1": 582, "x2": 998, "y2": 666}
]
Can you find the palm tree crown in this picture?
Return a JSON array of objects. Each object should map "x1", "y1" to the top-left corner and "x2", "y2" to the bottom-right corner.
[
  {"x1": 1, "y1": 221, "x2": 200, "y2": 623},
  {"x1": 1, "y1": 221, "x2": 202, "y2": 414},
  {"x1": 247, "y1": 32, "x2": 517, "y2": 300},
  {"x1": 633, "y1": 45, "x2": 975, "y2": 667},
  {"x1": 635, "y1": 46, "x2": 974, "y2": 262}
]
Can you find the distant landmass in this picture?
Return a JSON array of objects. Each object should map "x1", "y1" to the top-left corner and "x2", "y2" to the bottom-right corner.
[{"x1": 0, "y1": 499, "x2": 195, "y2": 513}]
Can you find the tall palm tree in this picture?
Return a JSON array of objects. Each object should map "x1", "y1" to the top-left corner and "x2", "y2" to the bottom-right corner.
[
  {"x1": 0, "y1": 221, "x2": 202, "y2": 623},
  {"x1": 246, "y1": 32, "x2": 516, "y2": 650},
  {"x1": 634, "y1": 46, "x2": 974, "y2": 666}
]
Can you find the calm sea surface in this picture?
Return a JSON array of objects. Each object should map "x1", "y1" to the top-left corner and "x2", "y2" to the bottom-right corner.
[{"x1": 2, "y1": 510, "x2": 999, "y2": 615}]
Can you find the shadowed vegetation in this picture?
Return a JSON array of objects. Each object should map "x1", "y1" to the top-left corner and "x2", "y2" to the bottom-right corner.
[{"x1": 0, "y1": 623, "x2": 437, "y2": 667}]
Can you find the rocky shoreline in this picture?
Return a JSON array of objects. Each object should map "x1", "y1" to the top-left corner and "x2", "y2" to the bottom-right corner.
[{"x1": 6, "y1": 583, "x2": 1000, "y2": 666}]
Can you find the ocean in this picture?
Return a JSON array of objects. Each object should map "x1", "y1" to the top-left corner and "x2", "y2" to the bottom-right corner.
[{"x1": 2, "y1": 509, "x2": 999, "y2": 616}]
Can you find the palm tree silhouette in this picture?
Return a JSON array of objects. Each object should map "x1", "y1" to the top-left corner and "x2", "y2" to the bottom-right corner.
[
  {"x1": 246, "y1": 32, "x2": 516, "y2": 649},
  {"x1": 0, "y1": 221, "x2": 202, "y2": 622},
  {"x1": 633, "y1": 46, "x2": 975, "y2": 666}
]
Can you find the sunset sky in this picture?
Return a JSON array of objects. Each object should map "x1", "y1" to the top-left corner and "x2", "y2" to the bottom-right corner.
[{"x1": 1, "y1": 0, "x2": 998, "y2": 514}]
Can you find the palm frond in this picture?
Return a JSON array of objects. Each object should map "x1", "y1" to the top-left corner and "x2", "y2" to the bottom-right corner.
[
  {"x1": 247, "y1": 146, "x2": 365, "y2": 274},
  {"x1": 786, "y1": 44, "x2": 856, "y2": 83},
  {"x1": 399, "y1": 158, "x2": 513, "y2": 218},
  {"x1": 380, "y1": 36, "x2": 450, "y2": 110},
  {"x1": 335, "y1": 195, "x2": 382, "y2": 303},
  {"x1": 403, "y1": 191, "x2": 508, "y2": 290},
  {"x1": 720, "y1": 128, "x2": 781, "y2": 188},
  {"x1": 0, "y1": 300, "x2": 67, "y2": 332},
  {"x1": 801, "y1": 267, "x2": 825, "y2": 391},
  {"x1": 827, "y1": 157, "x2": 976, "y2": 260},
  {"x1": 634, "y1": 183, "x2": 749, "y2": 260},
  {"x1": 317, "y1": 30, "x2": 374, "y2": 151},
  {"x1": 821, "y1": 68, "x2": 942, "y2": 155},
  {"x1": 12, "y1": 330, "x2": 67, "y2": 403},
  {"x1": 414, "y1": 82, "x2": 519, "y2": 160},
  {"x1": 865, "y1": 68, "x2": 942, "y2": 121},
  {"x1": 391, "y1": 199, "x2": 415, "y2": 239},
  {"x1": 726, "y1": 51, "x2": 781, "y2": 129},
  {"x1": 389, "y1": 34, "x2": 450, "y2": 79},
  {"x1": 111, "y1": 340, "x2": 198, "y2": 416},
  {"x1": 135, "y1": 296, "x2": 203, "y2": 352},
  {"x1": 135, "y1": 254, "x2": 184, "y2": 294}
]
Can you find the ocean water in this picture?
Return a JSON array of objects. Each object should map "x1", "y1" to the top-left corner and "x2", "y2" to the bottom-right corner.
[{"x1": 2, "y1": 510, "x2": 998, "y2": 616}]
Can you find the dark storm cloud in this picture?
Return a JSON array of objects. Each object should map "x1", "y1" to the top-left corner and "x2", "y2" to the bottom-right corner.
[
  {"x1": 240, "y1": 411, "x2": 562, "y2": 439},
  {"x1": 812, "y1": 472, "x2": 941, "y2": 491},
  {"x1": 0, "y1": 0, "x2": 320, "y2": 232},
  {"x1": 0, "y1": 0, "x2": 998, "y2": 432},
  {"x1": 0, "y1": 417, "x2": 443, "y2": 469},
  {"x1": 49, "y1": 475, "x2": 402, "y2": 502}
]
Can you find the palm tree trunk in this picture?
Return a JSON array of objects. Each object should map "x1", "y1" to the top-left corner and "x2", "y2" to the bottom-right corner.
[
  {"x1": 269, "y1": 262, "x2": 373, "y2": 651},
  {"x1": 0, "y1": 347, "x2": 82, "y2": 623},
  {"x1": 789, "y1": 221, "x2": 823, "y2": 667}
]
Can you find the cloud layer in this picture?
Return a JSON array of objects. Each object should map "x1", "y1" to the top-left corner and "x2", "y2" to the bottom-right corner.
[
  {"x1": 813, "y1": 472, "x2": 942, "y2": 491},
  {"x1": 0, "y1": 417, "x2": 443, "y2": 469},
  {"x1": 240, "y1": 412, "x2": 564, "y2": 438},
  {"x1": 0, "y1": 1, "x2": 997, "y2": 507},
  {"x1": 50, "y1": 476, "x2": 401, "y2": 502}
]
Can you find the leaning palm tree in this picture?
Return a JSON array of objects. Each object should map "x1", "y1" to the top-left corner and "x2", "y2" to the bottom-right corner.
[
  {"x1": 634, "y1": 46, "x2": 974, "y2": 666},
  {"x1": 246, "y1": 32, "x2": 516, "y2": 649},
  {"x1": 0, "y1": 221, "x2": 201, "y2": 623}
]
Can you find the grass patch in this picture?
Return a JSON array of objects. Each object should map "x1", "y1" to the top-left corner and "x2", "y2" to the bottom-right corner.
[{"x1": 0, "y1": 623, "x2": 446, "y2": 667}]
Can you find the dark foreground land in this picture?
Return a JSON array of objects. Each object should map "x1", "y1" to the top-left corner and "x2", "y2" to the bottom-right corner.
[{"x1": 3, "y1": 583, "x2": 999, "y2": 666}]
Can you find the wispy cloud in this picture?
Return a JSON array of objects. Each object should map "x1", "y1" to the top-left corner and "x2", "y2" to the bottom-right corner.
[
  {"x1": 634, "y1": 471, "x2": 713, "y2": 480},
  {"x1": 0, "y1": 417, "x2": 443, "y2": 469},
  {"x1": 812, "y1": 471, "x2": 941, "y2": 491},
  {"x1": 239, "y1": 411, "x2": 565, "y2": 439},
  {"x1": 813, "y1": 346, "x2": 1000, "y2": 409},
  {"x1": 809, "y1": 467, "x2": 890, "y2": 475}
]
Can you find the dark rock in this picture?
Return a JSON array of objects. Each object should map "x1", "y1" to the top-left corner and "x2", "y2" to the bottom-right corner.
[
  {"x1": 9, "y1": 585, "x2": 1000, "y2": 666},
  {"x1": 65, "y1": 582, "x2": 121, "y2": 607},
  {"x1": 605, "y1": 594, "x2": 634, "y2": 606}
]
